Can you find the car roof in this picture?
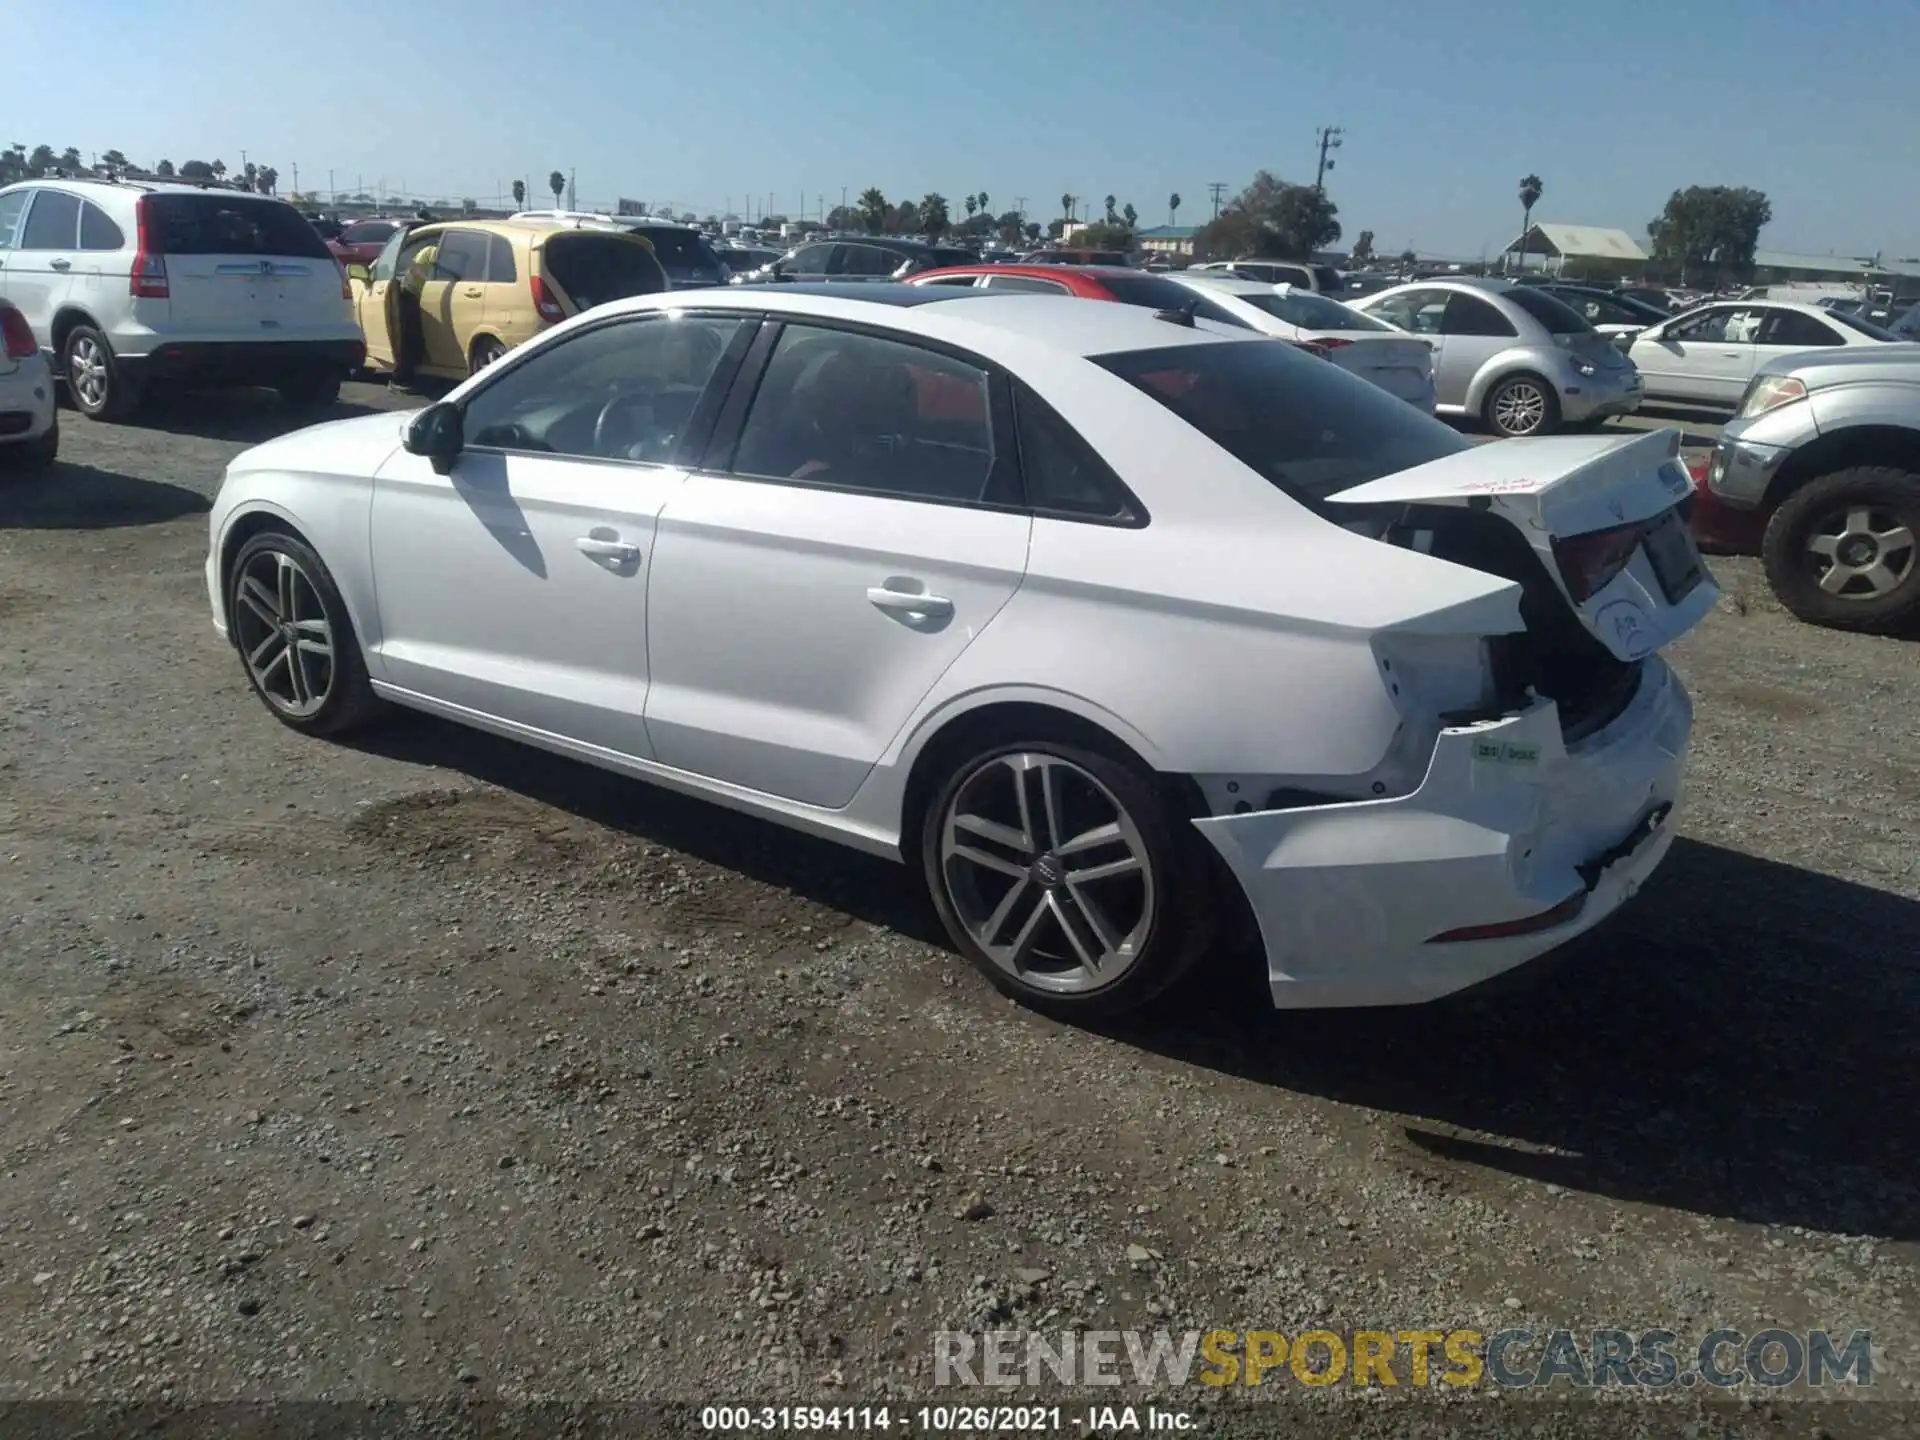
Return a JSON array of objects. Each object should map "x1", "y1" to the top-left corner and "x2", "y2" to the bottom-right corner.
[
  {"x1": 1171, "y1": 273, "x2": 1281, "y2": 295},
  {"x1": 914, "y1": 264, "x2": 1140, "y2": 282},
  {"x1": 411, "y1": 217, "x2": 652, "y2": 241},
  {"x1": 602, "y1": 284, "x2": 1253, "y2": 358},
  {"x1": 2, "y1": 177, "x2": 296, "y2": 202}
]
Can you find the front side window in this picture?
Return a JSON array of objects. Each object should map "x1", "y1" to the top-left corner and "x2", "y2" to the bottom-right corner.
[
  {"x1": 19, "y1": 190, "x2": 80, "y2": 249},
  {"x1": 727, "y1": 325, "x2": 998, "y2": 504},
  {"x1": 433, "y1": 229, "x2": 488, "y2": 282},
  {"x1": 463, "y1": 314, "x2": 746, "y2": 464},
  {"x1": 1441, "y1": 293, "x2": 1518, "y2": 338},
  {"x1": 1095, "y1": 338, "x2": 1468, "y2": 505},
  {"x1": 1668, "y1": 307, "x2": 1756, "y2": 344},
  {"x1": 1368, "y1": 288, "x2": 1449, "y2": 334},
  {"x1": 787, "y1": 244, "x2": 833, "y2": 277}
]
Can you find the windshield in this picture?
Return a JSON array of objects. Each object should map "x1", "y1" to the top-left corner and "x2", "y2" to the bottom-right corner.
[
  {"x1": 1244, "y1": 289, "x2": 1393, "y2": 331},
  {"x1": 143, "y1": 194, "x2": 333, "y2": 258},
  {"x1": 1827, "y1": 310, "x2": 1901, "y2": 341},
  {"x1": 1506, "y1": 287, "x2": 1593, "y2": 335},
  {"x1": 1094, "y1": 339, "x2": 1468, "y2": 504}
]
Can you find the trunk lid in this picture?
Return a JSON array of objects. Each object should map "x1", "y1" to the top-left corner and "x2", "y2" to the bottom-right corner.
[
  {"x1": 143, "y1": 193, "x2": 347, "y2": 334},
  {"x1": 1325, "y1": 427, "x2": 1717, "y2": 662}
]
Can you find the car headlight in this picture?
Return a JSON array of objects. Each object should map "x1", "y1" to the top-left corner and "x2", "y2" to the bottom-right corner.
[{"x1": 1737, "y1": 373, "x2": 1807, "y2": 418}]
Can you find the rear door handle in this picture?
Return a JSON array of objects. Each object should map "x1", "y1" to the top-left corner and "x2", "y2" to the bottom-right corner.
[
  {"x1": 49, "y1": 258, "x2": 71, "y2": 271},
  {"x1": 867, "y1": 585, "x2": 953, "y2": 618},
  {"x1": 576, "y1": 537, "x2": 641, "y2": 562}
]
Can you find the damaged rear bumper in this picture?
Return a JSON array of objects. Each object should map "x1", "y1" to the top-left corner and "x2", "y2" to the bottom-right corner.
[{"x1": 1193, "y1": 659, "x2": 1691, "y2": 1008}]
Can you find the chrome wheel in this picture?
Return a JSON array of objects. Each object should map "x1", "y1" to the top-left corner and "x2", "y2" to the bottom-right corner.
[
  {"x1": 1805, "y1": 505, "x2": 1916, "y2": 599},
  {"x1": 938, "y1": 753, "x2": 1155, "y2": 995},
  {"x1": 1492, "y1": 379, "x2": 1548, "y2": 435},
  {"x1": 232, "y1": 549, "x2": 335, "y2": 718},
  {"x1": 68, "y1": 335, "x2": 110, "y2": 411}
]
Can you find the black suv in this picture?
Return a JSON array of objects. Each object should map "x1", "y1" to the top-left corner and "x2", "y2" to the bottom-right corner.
[{"x1": 737, "y1": 237, "x2": 976, "y2": 284}]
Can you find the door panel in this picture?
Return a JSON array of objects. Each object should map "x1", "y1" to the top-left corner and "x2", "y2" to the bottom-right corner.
[
  {"x1": 644, "y1": 476, "x2": 1030, "y2": 806},
  {"x1": 1633, "y1": 306, "x2": 1756, "y2": 403},
  {"x1": 8, "y1": 189, "x2": 81, "y2": 341}
]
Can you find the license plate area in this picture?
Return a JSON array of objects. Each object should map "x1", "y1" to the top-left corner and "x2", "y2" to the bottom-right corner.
[{"x1": 1643, "y1": 510, "x2": 1702, "y2": 602}]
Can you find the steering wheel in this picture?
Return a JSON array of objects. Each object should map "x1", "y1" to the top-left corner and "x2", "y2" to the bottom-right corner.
[{"x1": 592, "y1": 392, "x2": 662, "y2": 460}]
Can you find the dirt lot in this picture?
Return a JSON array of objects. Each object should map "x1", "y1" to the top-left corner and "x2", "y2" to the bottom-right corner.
[{"x1": 1, "y1": 387, "x2": 1916, "y2": 1437}]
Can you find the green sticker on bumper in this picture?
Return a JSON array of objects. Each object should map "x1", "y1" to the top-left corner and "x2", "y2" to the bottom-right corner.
[{"x1": 1473, "y1": 740, "x2": 1541, "y2": 766}]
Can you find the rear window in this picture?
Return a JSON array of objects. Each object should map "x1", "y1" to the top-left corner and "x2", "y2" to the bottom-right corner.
[
  {"x1": 1827, "y1": 310, "x2": 1900, "y2": 341},
  {"x1": 628, "y1": 225, "x2": 722, "y2": 268},
  {"x1": 1311, "y1": 266, "x2": 1344, "y2": 292},
  {"x1": 1506, "y1": 287, "x2": 1593, "y2": 335},
  {"x1": 143, "y1": 195, "x2": 332, "y2": 258},
  {"x1": 542, "y1": 234, "x2": 668, "y2": 310},
  {"x1": 1243, "y1": 290, "x2": 1392, "y2": 331},
  {"x1": 932, "y1": 248, "x2": 977, "y2": 268},
  {"x1": 1094, "y1": 339, "x2": 1467, "y2": 504}
]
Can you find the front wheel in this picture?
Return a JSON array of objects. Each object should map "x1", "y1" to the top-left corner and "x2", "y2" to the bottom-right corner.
[
  {"x1": 1484, "y1": 373, "x2": 1560, "y2": 437},
  {"x1": 920, "y1": 740, "x2": 1216, "y2": 1018},
  {"x1": 1761, "y1": 467, "x2": 1920, "y2": 633},
  {"x1": 228, "y1": 530, "x2": 383, "y2": 735}
]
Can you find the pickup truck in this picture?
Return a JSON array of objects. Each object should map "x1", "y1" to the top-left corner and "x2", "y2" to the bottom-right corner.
[{"x1": 1699, "y1": 345, "x2": 1920, "y2": 632}]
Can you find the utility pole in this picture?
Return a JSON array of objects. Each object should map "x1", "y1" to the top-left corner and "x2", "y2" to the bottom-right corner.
[
  {"x1": 1014, "y1": 196, "x2": 1027, "y2": 222},
  {"x1": 328, "y1": 169, "x2": 334, "y2": 203},
  {"x1": 567, "y1": 168, "x2": 576, "y2": 210},
  {"x1": 1208, "y1": 182, "x2": 1227, "y2": 220},
  {"x1": 291, "y1": 162, "x2": 299, "y2": 196},
  {"x1": 1314, "y1": 125, "x2": 1344, "y2": 194}
]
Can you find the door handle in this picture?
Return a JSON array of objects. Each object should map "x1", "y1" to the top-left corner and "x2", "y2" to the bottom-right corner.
[
  {"x1": 50, "y1": 258, "x2": 71, "y2": 271},
  {"x1": 462, "y1": 287, "x2": 482, "y2": 297},
  {"x1": 576, "y1": 536, "x2": 640, "y2": 562},
  {"x1": 867, "y1": 585, "x2": 953, "y2": 618},
  {"x1": 1718, "y1": 351, "x2": 1742, "y2": 358}
]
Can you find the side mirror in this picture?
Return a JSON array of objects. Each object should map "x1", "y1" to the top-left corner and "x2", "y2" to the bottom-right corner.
[
  {"x1": 346, "y1": 263, "x2": 371, "y2": 285},
  {"x1": 403, "y1": 401, "x2": 464, "y2": 475},
  {"x1": 1613, "y1": 330, "x2": 1639, "y2": 350}
]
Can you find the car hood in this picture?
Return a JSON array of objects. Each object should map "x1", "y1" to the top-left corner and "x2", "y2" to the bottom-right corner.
[
  {"x1": 1761, "y1": 341, "x2": 1920, "y2": 385},
  {"x1": 228, "y1": 409, "x2": 411, "y2": 477}
]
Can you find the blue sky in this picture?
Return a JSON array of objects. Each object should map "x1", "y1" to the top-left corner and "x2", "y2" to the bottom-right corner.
[{"x1": 16, "y1": 0, "x2": 1920, "y2": 260}]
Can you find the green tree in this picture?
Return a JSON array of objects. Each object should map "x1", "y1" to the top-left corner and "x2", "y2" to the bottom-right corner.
[
  {"x1": 1350, "y1": 229, "x2": 1375, "y2": 264},
  {"x1": 1198, "y1": 171, "x2": 1341, "y2": 261},
  {"x1": 28, "y1": 144, "x2": 56, "y2": 175},
  {"x1": 1074, "y1": 222, "x2": 1134, "y2": 250},
  {"x1": 258, "y1": 165, "x2": 278, "y2": 195},
  {"x1": 919, "y1": 193, "x2": 951, "y2": 241},
  {"x1": 0, "y1": 144, "x2": 26, "y2": 184},
  {"x1": 826, "y1": 205, "x2": 861, "y2": 232},
  {"x1": 1103, "y1": 193, "x2": 1117, "y2": 224},
  {"x1": 210, "y1": 159, "x2": 227, "y2": 180},
  {"x1": 180, "y1": 159, "x2": 214, "y2": 180},
  {"x1": 1169, "y1": 192, "x2": 1181, "y2": 225},
  {"x1": 1647, "y1": 185, "x2": 1772, "y2": 286},
  {"x1": 858, "y1": 186, "x2": 888, "y2": 234},
  {"x1": 461, "y1": 197, "x2": 478, "y2": 215},
  {"x1": 1121, "y1": 201, "x2": 1138, "y2": 230},
  {"x1": 59, "y1": 146, "x2": 84, "y2": 172},
  {"x1": 1024, "y1": 222, "x2": 1043, "y2": 244},
  {"x1": 154, "y1": 158, "x2": 175, "y2": 177},
  {"x1": 889, "y1": 199, "x2": 918, "y2": 234},
  {"x1": 1398, "y1": 248, "x2": 1417, "y2": 266},
  {"x1": 1515, "y1": 173, "x2": 1544, "y2": 273},
  {"x1": 512, "y1": 179, "x2": 526, "y2": 208},
  {"x1": 996, "y1": 210, "x2": 1024, "y2": 246},
  {"x1": 243, "y1": 161, "x2": 259, "y2": 192},
  {"x1": 99, "y1": 148, "x2": 130, "y2": 176},
  {"x1": 548, "y1": 170, "x2": 565, "y2": 203}
]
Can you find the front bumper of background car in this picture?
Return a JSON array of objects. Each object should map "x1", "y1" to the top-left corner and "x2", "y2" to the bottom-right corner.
[{"x1": 1193, "y1": 658, "x2": 1691, "y2": 1008}]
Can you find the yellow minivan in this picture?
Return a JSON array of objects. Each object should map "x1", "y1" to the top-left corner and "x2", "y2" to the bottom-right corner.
[{"x1": 346, "y1": 217, "x2": 668, "y2": 379}]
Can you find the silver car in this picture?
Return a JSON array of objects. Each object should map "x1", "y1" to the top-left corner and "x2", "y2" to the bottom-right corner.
[{"x1": 1353, "y1": 279, "x2": 1642, "y2": 437}]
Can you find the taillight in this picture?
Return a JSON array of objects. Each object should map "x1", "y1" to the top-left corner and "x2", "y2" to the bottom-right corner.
[
  {"x1": 130, "y1": 197, "x2": 169, "y2": 300},
  {"x1": 1, "y1": 304, "x2": 36, "y2": 360},
  {"x1": 530, "y1": 274, "x2": 566, "y2": 324},
  {"x1": 1551, "y1": 521, "x2": 1647, "y2": 603},
  {"x1": 1311, "y1": 336, "x2": 1353, "y2": 351},
  {"x1": 336, "y1": 261, "x2": 350, "y2": 301}
]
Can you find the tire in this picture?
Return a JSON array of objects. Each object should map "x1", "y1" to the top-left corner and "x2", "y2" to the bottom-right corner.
[
  {"x1": 61, "y1": 325, "x2": 144, "y2": 421},
  {"x1": 277, "y1": 370, "x2": 344, "y2": 409},
  {"x1": 1761, "y1": 466, "x2": 1920, "y2": 633},
  {"x1": 1484, "y1": 372, "x2": 1560, "y2": 437},
  {"x1": 468, "y1": 336, "x2": 508, "y2": 376},
  {"x1": 1, "y1": 421, "x2": 58, "y2": 475},
  {"x1": 227, "y1": 530, "x2": 383, "y2": 736},
  {"x1": 919, "y1": 738, "x2": 1217, "y2": 1018}
]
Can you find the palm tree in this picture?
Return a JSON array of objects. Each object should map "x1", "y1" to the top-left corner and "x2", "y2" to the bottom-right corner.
[
  {"x1": 858, "y1": 186, "x2": 888, "y2": 235},
  {"x1": 512, "y1": 179, "x2": 526, "y2": 208},
  {"x1": 1169, "y1": 192, "x2": 1181, "y2": 226},
  {"x1": 964, "y1": 194, "x2": 977, "y2": 222},
  {"x1": 1060, "y1": 192, "x2": 1074, "y2": 222},
  {"x1": 919, "y1": 192, "x2": 951, "y2": 242},
  {"x1": 1122, "y1": 202, "x2": 1138, "y2": 231},
  {"x1": 1103, "y1": 193, "x2": 1117, "y2": 225},
  {"x1": 1515, "y1": 173, "x2": 1544, "y2": 274},
  {"x1": 548, "y1": 170, "x2": 565, "y2": 204},
  {"x1": 258, "y1": 165, "x2": 278, "y2": 195},
  {"x1": 976, "y1": 191, "x2": 989, "y2": 217},
  {"x1": 210, "y1": 159, "x2": 227, "y2": 182}
]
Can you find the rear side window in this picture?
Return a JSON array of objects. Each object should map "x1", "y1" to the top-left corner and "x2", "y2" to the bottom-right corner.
[
  {"x1": 1759, "y1": 310, "x2": 1843, "y2": 347},
  {"x1": 79, "y1": 201, "x2": 125, "y2": 251},
  {"x1": 1013, "y1": 383, "x2": 1140, "y2": 522},
  {"x1": 1828, "y1": 310, "x2": 1899, "y2": 341},
  {"x1": 836, "y1": 244, "x2": 904, "y2": 278},
  {"x1": 19, "y1": 191, "x2": 80, "y2": 249},
  {"x1": 142, "y1": 195, "x2": 332, "y2": 258},
  {"x1": 487, "y1": 234, "x2": 518, "y2": 284},
  {"x1": 1506, "y1": 287, "x2": 1592, "y2": 334},
  {"x1": 541, "y1": 235, "x2": 668, "y2": 310},
  {"x1": 1094, "y1": 339, "x2": 1468, "y2": 504},
  {"x1": 982, "y1": 274, "x2": 1067, "y2": 294}
]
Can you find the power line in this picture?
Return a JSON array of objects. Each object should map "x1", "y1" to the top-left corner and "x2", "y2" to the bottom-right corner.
[{"x1": 1207, "y1": 182, "x2": 1227, "y2": 220}]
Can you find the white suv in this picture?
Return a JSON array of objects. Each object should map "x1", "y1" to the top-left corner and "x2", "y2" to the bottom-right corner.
[
  {"x1": 0, "y1": 179, "x2": 365, "y2": 420},
  {"x1": 1189, "y1": 259, "x2": 1344, "y2": 292}
]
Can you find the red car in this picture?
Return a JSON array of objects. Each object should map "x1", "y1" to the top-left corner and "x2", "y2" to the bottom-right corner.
[{"x1": 326, "y1": 217, "x2": 406, "y2": 268}]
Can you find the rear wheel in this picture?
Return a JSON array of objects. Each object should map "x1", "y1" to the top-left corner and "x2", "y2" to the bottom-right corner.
[
  {"x1": 920, "y1": 739, "x2": 1216, "y2": 1018},
  {"x1": 1761, "y1": 466, "x2": 1920, "y2": 633},
  {"x1": 62, "y1": 325, "x2": 143, "y2": 421},
  {"x1": 277, "y1": 370, "x2": 343, "y2": 409},
  {"x1": 228, "y1": 530, "x2": 383, "y2": 736},
  {"x1": 1485, "y1": 372, "x2": 1560, "y2": 437},
  {"x1": 468, "y1": 336, "x2": 508, "y2": 375}
]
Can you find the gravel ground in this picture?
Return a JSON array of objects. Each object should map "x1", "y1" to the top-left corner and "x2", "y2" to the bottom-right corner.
[{"x1": 1, "y1": 386, "x2": 1916, "y2": 1438}]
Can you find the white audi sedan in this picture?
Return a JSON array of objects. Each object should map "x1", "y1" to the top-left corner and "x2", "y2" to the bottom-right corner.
[
  {"x1": 0, "y1": 300, "x2": 58, "y2": 472},
  {"x1": 206, "y1": 285, "x2": 1715, "y2": 1016}
]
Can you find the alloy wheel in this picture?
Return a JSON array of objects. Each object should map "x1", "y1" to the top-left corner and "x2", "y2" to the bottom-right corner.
[
  {"x1": 232, "y1": 549, "x2": 336, "y2": 718},
  {"x1": 68, "y1": 336, "x2": 109, "y2": 411},
  {"x1": 1493, "y1": 380, "x2": 1547, "y2": 435},
  {"x1": 1805, "y1": 505, "x2": 1916, "y2": 600},
  {"x1": 938, "y1": 752, "x2": 1156, "y2": 995}
]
